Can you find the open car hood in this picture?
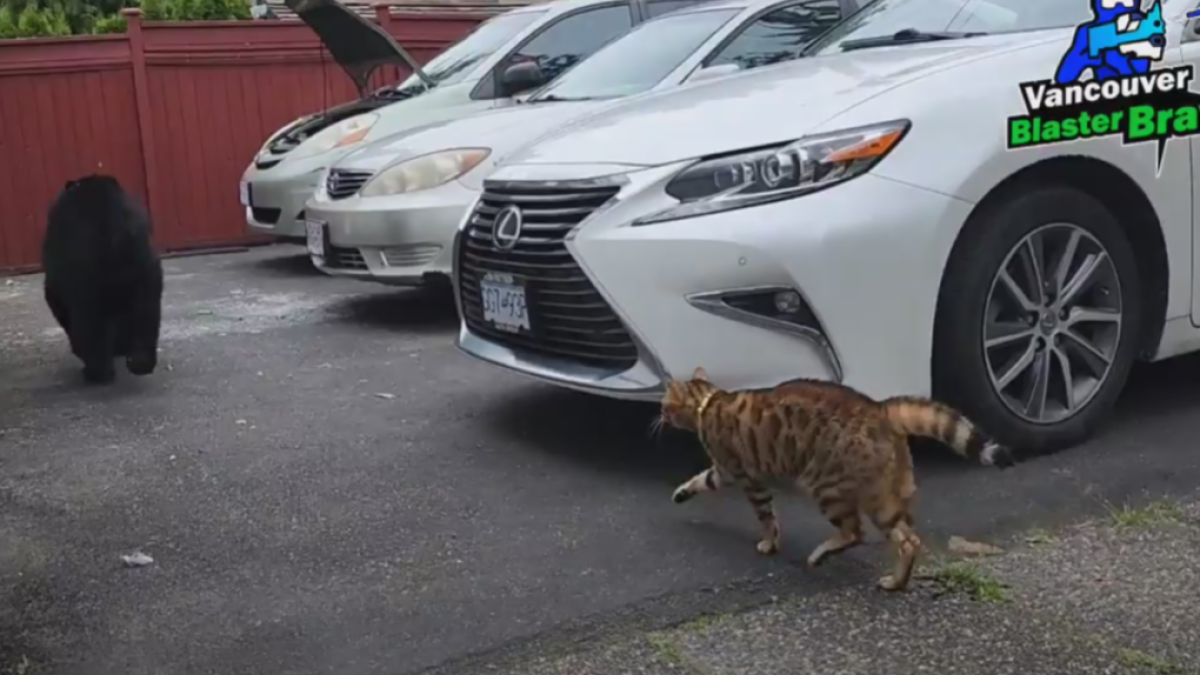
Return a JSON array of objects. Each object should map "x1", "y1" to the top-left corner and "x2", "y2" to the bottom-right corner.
[{"x1": 286, "y1": 0, "x2": 434, "y2": 96}]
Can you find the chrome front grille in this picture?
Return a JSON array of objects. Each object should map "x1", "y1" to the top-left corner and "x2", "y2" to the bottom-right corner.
[
  {"x1": 456, "y1": 180, "x2": 638, "y2": 370},
  {"x1": 326, "y1": 169, "x2": 373, "y2": 200}
]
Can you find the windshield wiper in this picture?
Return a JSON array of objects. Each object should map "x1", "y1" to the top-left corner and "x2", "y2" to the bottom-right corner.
[
  {"x1": 373, "y1": 82, "x2": 432, "y2": 101},
  {"x1": 372, "y1": 89, "x2": 411, "y2": 101},
  {"x1": 525, "y1": 94, "x2": 598, "y2": 103},
  {"x1": 839, "y1": 28, "x2": 987, "y2": 52}
]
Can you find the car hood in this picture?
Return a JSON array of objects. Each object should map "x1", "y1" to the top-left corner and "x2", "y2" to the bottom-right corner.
[
  {"x1": 286, "y1": 0, "x2": 433, "y2": 96},
  {"x1": 507, "y1": 32, "x2": 1066, "y2": 167},
  {"x1": 337, "y1": 100, "x2": 613, "y2": 172}
]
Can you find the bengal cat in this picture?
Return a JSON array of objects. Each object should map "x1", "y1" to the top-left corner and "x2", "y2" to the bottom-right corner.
[{"x1": 658, "y1": 368, "x2": 1014, "y2": 592}]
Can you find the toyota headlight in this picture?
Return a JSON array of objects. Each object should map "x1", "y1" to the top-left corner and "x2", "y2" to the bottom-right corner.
[
  {"x1": 293, "y1": 113, "x2": 380, "y2": 159},
  {"x1": 635, "y1": 120, "x2": 909, "y2": 225},
  {"x1": 359, "y1": 148, "x2": 491, "y2": 198}
]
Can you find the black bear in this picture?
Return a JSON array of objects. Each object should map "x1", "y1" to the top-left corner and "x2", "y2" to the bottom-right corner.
[{"x1": 41, "y1": 174, "x2": 164, "y2": 384}]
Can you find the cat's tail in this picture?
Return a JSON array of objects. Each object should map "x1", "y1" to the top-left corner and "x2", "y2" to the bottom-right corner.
[{"x1": 882, "y1": 396, "x2": 1014, "y2": 468}]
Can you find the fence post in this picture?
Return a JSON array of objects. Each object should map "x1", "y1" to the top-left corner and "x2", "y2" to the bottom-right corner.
[
  {"x1": 374, "y1": 4, "x2": 398, "y2": 82},
  {"x1": 122, "y1": 8, "x2": 163, "y2": 241},
  {"x1": 374, "y1": 3, "x2": 391, "y2": 32}
]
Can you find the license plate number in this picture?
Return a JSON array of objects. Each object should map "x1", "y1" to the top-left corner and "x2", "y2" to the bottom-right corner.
[
  {"x1": 306, "y1": 220, "x2": 326, "y2": 258},
  {"x1": 480, "y1": 273, "x2": 529, "y2": 333},
  {"x1": 239, "y1": 181, "x2": 251, "y2": 207}
]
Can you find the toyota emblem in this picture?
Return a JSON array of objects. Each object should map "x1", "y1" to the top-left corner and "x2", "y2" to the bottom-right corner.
[{"x1": 492, "y1": 205, "x2": 523, "y2": 250}]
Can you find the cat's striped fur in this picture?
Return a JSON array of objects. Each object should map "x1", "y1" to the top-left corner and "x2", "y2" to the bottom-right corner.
[{"x1": 660, "y1": 368, "x2": 1014, "y2": 592}]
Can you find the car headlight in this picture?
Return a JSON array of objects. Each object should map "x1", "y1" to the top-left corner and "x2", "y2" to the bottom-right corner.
[
  {"x1": 634, "y1": 120, "x2": 909, "y2": 225},
  {"x1": 359, "y1": 148, "x2": 491, "y2": 198},
  {"x1": 294, "y1": 113, "x2": 380, "y2": 158}
]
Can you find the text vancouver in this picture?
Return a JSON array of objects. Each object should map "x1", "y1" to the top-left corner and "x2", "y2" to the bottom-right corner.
[{"x1": 1019, "y1": 66, "x2": 1194, "y2": 112}]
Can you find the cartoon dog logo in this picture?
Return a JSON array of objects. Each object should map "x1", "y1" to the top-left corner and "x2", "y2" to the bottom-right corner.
[{"x1": 1056, "y1": 0, "x2": 1167, "y2": 84}]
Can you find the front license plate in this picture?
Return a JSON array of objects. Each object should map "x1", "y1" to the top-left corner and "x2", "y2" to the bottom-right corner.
[
  {"x1": 480, "y1": 272, "x2": 530, "y2": 333},
  {"x1": 239, "y1": 180, "x2": 252, "y2": 207},
  {"x1": 306, "y1": 220, "x2": 326, "y2": 258}
]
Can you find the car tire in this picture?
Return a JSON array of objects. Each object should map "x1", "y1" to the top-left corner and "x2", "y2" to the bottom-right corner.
[{"x1": 934, "y1": 186, "x2": 1142, "y2": 455}]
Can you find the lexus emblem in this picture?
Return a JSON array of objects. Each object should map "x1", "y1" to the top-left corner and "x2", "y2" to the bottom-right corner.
[{"x1": 492, "y1": 205, "x2": 523, "y2": 250}]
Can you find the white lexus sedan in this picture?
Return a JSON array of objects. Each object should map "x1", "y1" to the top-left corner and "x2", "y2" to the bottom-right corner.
[
  {"x1": 453, "y1": 0, "x2": 1200, "y2": 452},
  {"x1": 303, "y1": 0, "x2": 858, "y2": 286}
]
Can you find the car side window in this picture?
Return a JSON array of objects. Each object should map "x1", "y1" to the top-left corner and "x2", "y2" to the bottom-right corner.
[
  {"x1": 506, "y1": 4, "x2": 635, "y2": 84},
  {"x1": 646, "y1": 0, "x2": 705, "y2": 18},
  {"x1": 1185, "y1": 0, "x2": 1200, "y2": 44},
  {"x1": 706, "y1": 0, "x2": 844, "y2": 71}
]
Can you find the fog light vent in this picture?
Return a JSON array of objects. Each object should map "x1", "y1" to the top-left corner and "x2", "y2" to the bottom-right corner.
[
  {"x1": 722, "y1": 288, "x2": 820, "y2": 330},
  {"x1": 685, "y1": 286, "x2": 842, "y2": 382},
  {"x1": 774, "y1": 290, "x2": 803, "y2": 315}
]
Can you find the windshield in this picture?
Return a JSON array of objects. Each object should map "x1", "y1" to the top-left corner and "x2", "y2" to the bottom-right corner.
[
  {"x1": 805, "y1": 0, "x2": 1093, "y2": 56},
  {"x1": 529, "y1": 8, "x2": 742, "y2": 101},
  {"x1": 395, "y1": 10, "x2": 545, "y2": 91}
]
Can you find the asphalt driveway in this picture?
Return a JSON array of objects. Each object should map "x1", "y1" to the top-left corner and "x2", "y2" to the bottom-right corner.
[{"x1": 1, "y1": 246, "x2": 1198, "y2": 675}]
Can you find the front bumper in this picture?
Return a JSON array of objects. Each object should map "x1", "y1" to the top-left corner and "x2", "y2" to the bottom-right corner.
[
  {"x1": 304, "y1": 180, "x2": 474, "y2": 286},
  {"x1": 241, "y1": 153, "x2": 344, "y2": 240},
  {"x1": 454, "y1": 167, "x2": 973, "y2": 402}
]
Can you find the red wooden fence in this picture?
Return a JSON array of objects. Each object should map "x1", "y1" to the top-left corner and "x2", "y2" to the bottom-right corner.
[{"x1": 0, "y1": 8, "x2": 487, "y2": 274}]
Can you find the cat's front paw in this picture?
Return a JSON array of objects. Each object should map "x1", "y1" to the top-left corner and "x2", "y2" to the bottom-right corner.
[
  {"x1": 672, "y1": 486, "x2": 693, "y2": 504},
  {"x1": 756, "y1": 539, "x2": 779, "y2": 555}
]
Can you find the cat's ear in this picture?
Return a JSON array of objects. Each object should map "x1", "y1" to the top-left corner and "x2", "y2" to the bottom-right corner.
[{"x1": 692, "y1": 366, "x2": 708, "y2": 381}]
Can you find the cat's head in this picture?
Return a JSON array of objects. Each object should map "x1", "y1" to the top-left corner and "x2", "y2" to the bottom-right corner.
[{"x1": 659, "y1": 367, "x2": 717, "y2": 431}]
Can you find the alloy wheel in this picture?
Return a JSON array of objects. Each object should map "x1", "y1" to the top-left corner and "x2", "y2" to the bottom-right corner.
[{"x1": 982, "y1": 223, "x2": 1123, "y2": 425}]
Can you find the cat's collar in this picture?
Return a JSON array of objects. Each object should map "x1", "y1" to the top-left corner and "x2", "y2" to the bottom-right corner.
[{"x1": 695, "y1": 390, "x2": 718, "y2": 423}]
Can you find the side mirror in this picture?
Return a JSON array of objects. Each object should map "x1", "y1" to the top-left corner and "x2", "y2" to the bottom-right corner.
[
  {"x1": 687, "y1": 63, "x2": 742, "y2": 84},
  {"x1": 501, "y1": 61, "x2": 546, "y2": 97}
]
